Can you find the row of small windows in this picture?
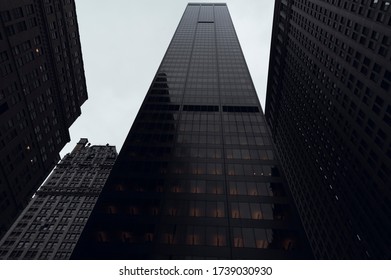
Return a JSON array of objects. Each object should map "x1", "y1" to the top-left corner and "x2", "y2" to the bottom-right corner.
[
  {"x1": 270, "y1": 50, "x2": 390, "y2": 221},
  {"x1": 173, "y1": 147, "x2": 274, "y2": 161},
  {"x1": 0, "y1": 5, "x2": 34, "y2": 22},
  {"x1": 1, "y1": 238, "x2": 76, "y2": 259},
  {"x1": 142, "y1": 104, "x2": 260, "y2": 113},
  {"x1": 290, "y1": 5, "x2": 391, "y2": 61},
  {"x1": 284, "y1": 32, "x2": 390, "y2": 152},
  {"x1": 104, "y1": 200, "x2": 286, "y2": 221},
  {"x1": 2, "y1": 17, "x2": 38, "y2": 37},
  {"x1": 105, "y1": 200, "x2": 225, "y2": 217},
  {"x1": 121, "y1": 160, "x2": 277, "y2": 177},
  {"x1": 131, "y1": 131, "x2": 270, "y2": 146},
  {"x1": 146, "y1": 92, "x2": 256, "y2": 102},
  {"x1": 226, "y1": 164, "x2": 277, "y2": 177},
  {"x1": 118, "y1": 111, "x2": 264, "y2": 124},
  {"x1": 282, "y1": 27, "x2": 388, "y2": 129},
  {"x1": 113, "y1": 180, "x2": 283, "y2": 197},
  {"x1": 295, "y1": 0, "x2": 390, "y2": 25},
  {"x1": 284, "y1": 37, "x2": 387, "y2": 135},
  {"x1": 176, "y1": 133, "x2": 271, "y2": 146},
  {"x1": 322, "y1": 0, "x2": 390, "y2": 19},
  {"x1": 157, "y1": 67, "x2": 249, "y2": 77},
  {"x1": 290, "y1": 10, "x2": 390, "y2": 73},
  {"x1": 177, "y1": 122, "x2": 267, "y2": 134},
  {"x1": 96, "y1": 226, "x2": 296, "y2": 251}
]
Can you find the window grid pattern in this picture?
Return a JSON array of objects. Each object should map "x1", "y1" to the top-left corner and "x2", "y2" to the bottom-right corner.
[
  {"x1": 265, "y1": 0, "x2": 391, "y2": 259},
  {"x1": 71, "y1": 3, "x2": 312, "y2": 260},
  {"x1": 0, "y1": 140, "x2": 117, "y2": 259}
]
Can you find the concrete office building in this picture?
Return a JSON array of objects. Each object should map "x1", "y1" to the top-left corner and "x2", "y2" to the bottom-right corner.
[
  {"x1": 265, "y1": 0, "x2": 391, "y2": 258},
  {"x1": 0, "y1": 139, "x2": 117, "y2": 259},
  {"x1": 0, "y1": 0, "x2": 87, "y2": 238}
]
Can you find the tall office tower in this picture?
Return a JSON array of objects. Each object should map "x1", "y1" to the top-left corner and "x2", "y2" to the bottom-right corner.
[
  {"x1": 72, "y1": 3, "x2": 312, "y2": 260},
  {"x1": 0, "y1": 0, "x2": 87, "y2": 237},
  {"x1": 265, "y1": 0, "x2": 391, "y2": 259},
  {"x1": 0, "y1": 139, "x2": 117, "y2": 259}
]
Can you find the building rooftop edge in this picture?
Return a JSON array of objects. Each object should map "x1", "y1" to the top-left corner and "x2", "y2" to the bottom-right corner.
[{"x1": 188, "y1": 2, "x2": 227, "y2": 6}]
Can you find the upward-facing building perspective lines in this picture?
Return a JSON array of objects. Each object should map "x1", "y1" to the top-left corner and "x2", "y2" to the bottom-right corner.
[
  {"x1": 71, "y1": 3, "x2": 312, "y2": 260},
  {"x1": 265, "y1": 0, "x2": 391, "y2": 259}
]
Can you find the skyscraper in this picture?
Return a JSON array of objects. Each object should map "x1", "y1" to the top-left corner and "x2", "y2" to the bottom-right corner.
[
  {"x1": 72, "y1": 3, "x2": 312, "y2": 260},
  {"x1": 0, "y1": 0, "x2": 87, "y2": 237},
  {"x1": 265, "y1": 0, "x2": 391, "y2": 259},
  {"x1": 0, "y1": 139, "x2": 117, "y2": 259}
]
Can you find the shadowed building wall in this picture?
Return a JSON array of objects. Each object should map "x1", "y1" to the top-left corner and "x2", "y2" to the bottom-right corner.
[
  {"x1": 0, "y1": 0, "x2": 87, "y2": 238},
  {"x1": 0, "y1": 139, "x2": 117, "y2": 259},
  {"x1": 265, "y1": 0, "x2": 391, "y2": 259}
]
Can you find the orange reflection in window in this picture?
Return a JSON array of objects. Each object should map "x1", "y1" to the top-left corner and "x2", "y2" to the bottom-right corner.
[
  {"x1": 145, "y1": 233, "x2": 154, "y2": 242},
  {"x1": 282, "y1": 238, "x2": 295, "y2": 251},
  {"x1": 232, "y1": 210, "x2": 239, "y2": 218},
  {"x1": 121, "y1": 232, "x2": 134, "y2": 243},
  {"x1": 190, "y1": 208, "x2": 201, "y2": 217},
  {"x1": 212, "y1": 235, "x2": 226, "y2": 246},
  {"x1": 106, "y1": 205, "x2": 118, "y2": 214},
  {"x1": 114, "y1": 184, "x2": 125, "y2": 191},
  {"x1": 96, "y1": 231, "x2": 109, "y2": 243},
  {"x1": 252, "y1": 211, "x2": 263, "y2": 220},
  {"x1": 233, "y1": 237, "x2": 243, "y2": 247},
  {"x1": 163, "y1": 233, "x2": 174, "y2": 244},
  {"x1": 168, "y1": 208, "x2": 177, "y2": 216},
  {"x1": 186, "y1": 234, "x2": 200, "y2": 245},
  {"x1": 191, "y1": 187, "x2": 200, "y2": 193},
  {"x1": 229, "y1": 187, "x2": 237, "y2": 195},
  {"x1": 128, "y1": 206, "x2": 139, "y2": 215},
  {"x1": 171, "y1": 185, "x2": 182, "y2": 193},
  {"x1": 215, "y1": 209, "x2": 222, "y2": 217},
  {"x1": 256, "y1": 239, "x2": 268, "y2": 249}
]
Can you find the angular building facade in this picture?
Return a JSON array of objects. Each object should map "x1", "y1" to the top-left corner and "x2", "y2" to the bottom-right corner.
[
  {"x1": 0, "y1": 139, "x2": 117, "y2": 259},
  {"x1": 72, "y1": 3, "x2": 312, "y2": 260},
  {"x1": 265, "y1": 0, "x2": 391, "y2": 259},
  {"x1": 0, "y1": 0, "x2": 87, "y2": 237}
]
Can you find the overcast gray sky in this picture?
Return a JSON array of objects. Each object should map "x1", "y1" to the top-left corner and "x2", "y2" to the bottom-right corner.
[{"x1": 61, "y1": 0, "x2": 275, "y2": 156}]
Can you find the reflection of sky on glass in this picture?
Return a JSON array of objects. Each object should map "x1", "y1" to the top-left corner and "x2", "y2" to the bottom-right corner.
[{"x1": 62, "y1": 0, "x2": 274, "y2": 156}]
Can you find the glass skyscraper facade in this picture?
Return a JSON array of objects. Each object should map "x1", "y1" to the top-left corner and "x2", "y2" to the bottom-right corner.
[
  {"x1": 265, "y1": 0, "x2": 391, "y2": 259},
  {"x1": 72, "y1": 3, "x2": 312, "y2": 260}
]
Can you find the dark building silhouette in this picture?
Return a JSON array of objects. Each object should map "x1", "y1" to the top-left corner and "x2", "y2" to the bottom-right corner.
[
  {"x1": 0, "y1": 139, "x2": 117, "y2": 259},
  {"x1": 265, "y1": 0, "x2": 391, "y2": 259},
  {"x1": 0, "y1": 0, "x2": 87, "y2": 237},
  {"x1": 72, "y1": 3, "x2": 312, "y2": 260}
]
